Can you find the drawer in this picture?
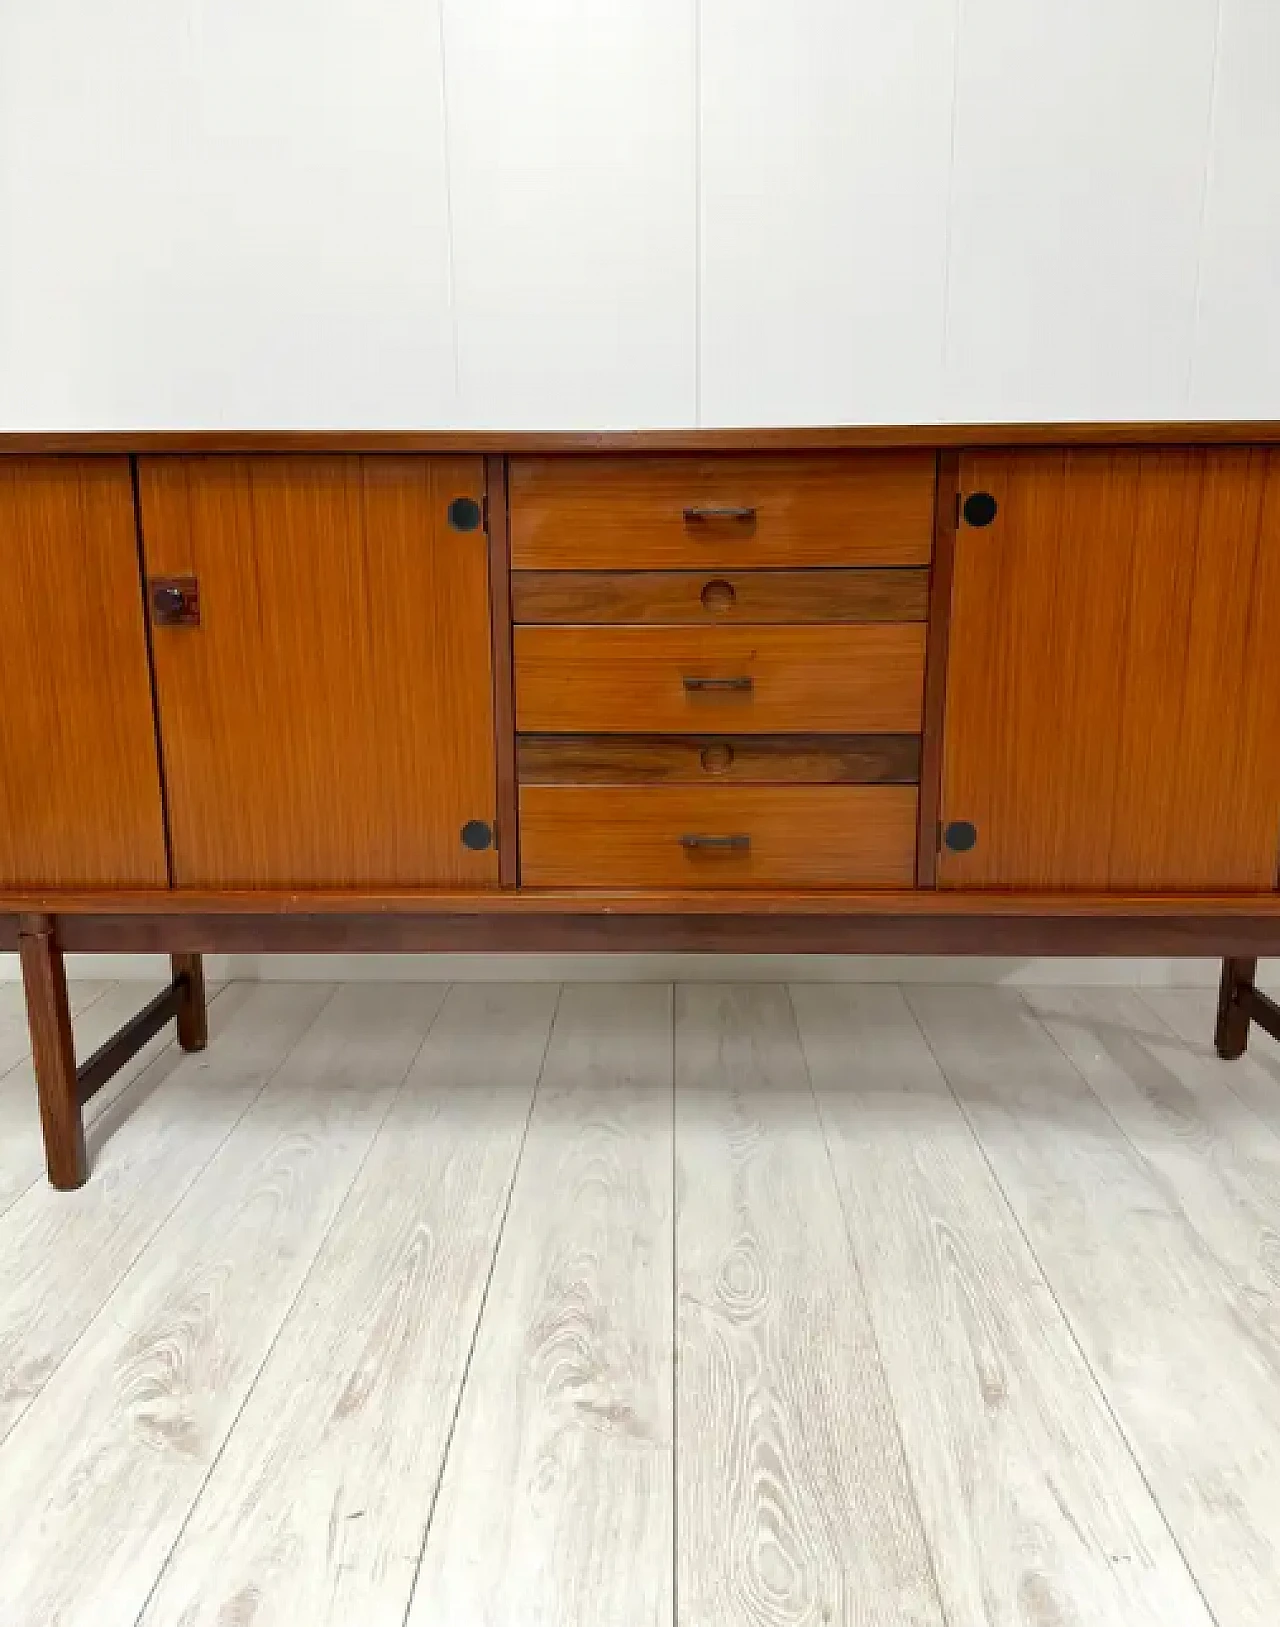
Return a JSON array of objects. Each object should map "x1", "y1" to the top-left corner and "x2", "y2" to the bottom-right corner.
[
  {"x1": 511, "y1": 567, "x2": 929, "y2": 625},
  {"x1": 509, "y1": 452, "x2": 936, "y2": 569},
  {"x1": 518, "y1": 733, "x2": 920, "y2": 785},
  {"x1": 520, "y1": 785, "x2": 919, "y2": 888},
  {"x1": 514, "y1": 624, "x2": 925, "y2": 734}
]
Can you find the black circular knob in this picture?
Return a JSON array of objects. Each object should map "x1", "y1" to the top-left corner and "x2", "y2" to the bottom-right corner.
[
  {"x1": 448, "y1": 496, "x2": 483, "y2": 532},
  {"x1": 962, "y1": 492, "x2": 998, "y2": 528},
  {"x1": 943, "y1": 820, "x2": 978, "y2": 854},
  {"x1": 461, "y1": 819, "x2": 494, "y2": 852},
  {"x1": 153, "y1": 585, "x2": 186, "y2": 614}
]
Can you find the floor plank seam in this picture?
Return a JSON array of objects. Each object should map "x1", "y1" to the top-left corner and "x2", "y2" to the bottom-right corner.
[
  {"x1": 0, "y1": 981, "x2": 235, "y2": 1229},
  {"x1": 125, "y1": 979, "x2": 435, "y2": 1627},
  {"x1": 909, "y1": 987, "x2": 1226, "y2": 1627},
  {"x1": 0, "y1": 986, "x2": 300, "y2": 1456},
  {"x1": 786, "y1": 981, "x2": 958, "y2": 1627},
  {"x1": 669, "y1": 981, "x2": 678, "y2": 1627},
  {"x1": 1021, "y1": 985, "x2": 1280, "y2": 1343},
  {"x1": 397, "y1": 981, "x2": 566, "y2": 1627},
  {"x1": 1132, "y1": 984, "x2": 1280, "y2": 1149},
  {"x1": 0, "y1": 978, "x2": 115, "y2": 1088}
]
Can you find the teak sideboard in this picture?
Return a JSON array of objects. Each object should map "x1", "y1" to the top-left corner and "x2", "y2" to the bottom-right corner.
[{"x1": 4, "y1": 423, "x2": 1280, "y2": 1189}]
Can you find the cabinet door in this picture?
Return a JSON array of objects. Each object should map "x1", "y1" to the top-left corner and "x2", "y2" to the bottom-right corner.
[
  {"x1": 0, "y1": 458, "x2": 168, "y2": 888},
  {"x1": 138, "y1": 456, "x2": 498, "y2": 889},
  {"x1": 941, "y1": 448, "x2": 1280, "y2": 890}
]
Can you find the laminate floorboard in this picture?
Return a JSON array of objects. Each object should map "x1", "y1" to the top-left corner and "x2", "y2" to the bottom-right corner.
[
  {"x1": 675, "y1": 983, "x2": 944, "y2": 1627},
  {"x1": 0, "y1": 978, "x2": 1275, "y2": 1627},
  {"x1": 793, "y1": 983, "x2": 1214, "y2": 1627},
  {"x1": 1140, "y1": 984, "x2": 1280, "y2": 1134},
  {"x1": 0, "y1": 982, "x2": 440, "y2": 1627},
  {"x1": 908, "y1": 983, "x2": 1280, "y2": 1627},
  {"x1": 140, "y1": 984, "x2": 558, "y2": 1627},
  {"x1": 0, "y1": 982, "x2": 329, "y2": 1445},
  {"x1": 0, "y1": 979, "x2": 171, "y2": 1216},
  {"x1": 0, "y1": 978, "x2": 105, "y2": 1080},
  {"x1": 410, "y1": 983, "x2": 674, "y2": 1627},
  {"x1": 1025, "y1": 986, "x2": 1280, "y2": 1330}
]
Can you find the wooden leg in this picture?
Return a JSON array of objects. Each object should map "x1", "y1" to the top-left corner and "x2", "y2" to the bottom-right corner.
[
  {"x1": 18, "y1": 915, "x2": 87, "y2": 1191},
  {"x1": 1215, "y1": 956, "x2": 1257, "y2": 1060},
  {"x1": 171, "y1": 953, "x2": 208, "y2": 1052}
]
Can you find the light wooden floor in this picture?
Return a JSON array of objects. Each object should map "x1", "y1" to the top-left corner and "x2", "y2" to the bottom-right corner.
[{"x1": 1, "y1": 979, "x2": 1279, "y2": 1627}]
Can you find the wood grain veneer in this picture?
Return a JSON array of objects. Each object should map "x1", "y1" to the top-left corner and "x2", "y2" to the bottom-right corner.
[
  {"x1": 942, "y1": 447, "x2": 1280, "y2": 891},
  {"x1": 511, "y1": 567, "x2": 929, "y2": 624},
  {"x1": 514, "y1": 624, "x2": 926, "y2": 735},
  {"x1": 519, "y1": 785, "x2": 918, "y2": 888},
  {"x1": 517, "y1": 733, "x2": 920, "y2": 785},
  {"x1": 5, "y1": 422, "x2": 1280, "y2": 455},
  {"x1": 10, "y1": 888, "x2": 1280, "y2": 918},
  {"x1": 138, "y1": 455, "x2": 499, "y2": 889},
  {"x1": 0, "y1": 458, "x2": 168, "y2": 889},
  {"x1": 509, "y1": 452, "x2": 935, "y2": 569}
]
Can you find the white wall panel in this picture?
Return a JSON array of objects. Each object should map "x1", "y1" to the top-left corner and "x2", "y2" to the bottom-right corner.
[
  {"x1": 943, "y1": 0, "x2": 1221, "y2": 422},
  {"x1": 1190, "y1": 0, "x2": 1280, "y2": 418},
  {"x1": 699, "y1": 0, "x2": 957, "y2": 427},
  {"x1": 0, "y1": 0, "x2": 456, "y2": 429},
  {"x1": 442, "y1": 0, "x2": 697, "y2": 430}
]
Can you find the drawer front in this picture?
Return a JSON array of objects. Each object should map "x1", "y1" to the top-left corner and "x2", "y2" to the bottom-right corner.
[
  {"x1": 511, "y1": 567, "x2": 929, "y2": 625},
  {"x1": 510, "y1": 452, "x2": 936, "y2": 569},
  {"x1": 515, "y1": 624, "x2": 925, "y2": 734},
  {"x1": 518, "y1": 733, "x2": 920, "y2": 785},
  {"x1": 520, "y1": 785, "x2": 919, "y2": 888}
]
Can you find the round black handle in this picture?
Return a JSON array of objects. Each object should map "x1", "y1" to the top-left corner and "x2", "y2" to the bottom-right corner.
[
  {"x1": 461, "y1": 819, "x2": 494, "y2": 852},
  {"x1": 962, "y1": 492, "x2": 998, "y2": 528},
  {"x1": 943, "y1": 820, "x2": 978, "y2": 854},
  {"x1": 153, "y1": 585, "x2": 186, "y2": 614},
  {"x1": 448, "y1": 496, "x2": 484, "y2": 532}
]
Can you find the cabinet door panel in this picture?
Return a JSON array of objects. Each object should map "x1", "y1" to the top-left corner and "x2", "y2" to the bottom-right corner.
[
  {"x1": 138, "y1": 456, "x2": 497, "y2": 889},
  {"x1": 941, "y1": 449, "x2": 1280, "y2": 890},
  {"x1": 0, "y1": 459, "x2": 168, "y2": 888}
]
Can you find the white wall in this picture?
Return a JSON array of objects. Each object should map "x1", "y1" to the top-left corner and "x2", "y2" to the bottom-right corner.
[{"x1": 2, "y1": 0, "x2": 1276, "y2": 432}]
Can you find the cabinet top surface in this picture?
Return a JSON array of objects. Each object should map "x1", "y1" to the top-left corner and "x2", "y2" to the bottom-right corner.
[{"x1": 3, "y1": 422, "x2": 1280, "y2": 456}]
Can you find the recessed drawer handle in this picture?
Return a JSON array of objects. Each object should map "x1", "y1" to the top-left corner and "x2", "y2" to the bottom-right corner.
[
  {"x1": 683, "y1": 505, "x2": 757, "y2": 522},
  {"x1": 683, "y1": 675, "x2": 754, "y2": 693},
  {"x1": 680, "y1": 834, "x2": 751, "y2": 853}
]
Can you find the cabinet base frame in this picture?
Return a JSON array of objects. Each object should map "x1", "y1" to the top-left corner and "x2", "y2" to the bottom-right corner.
[
  {"x1": 17, "y1": 915, "x2": 207, "y2": 1190},
  {"x1": 9, "y1": 904, "x2": 1278, "y2": 1190},
  {"x1": 1215, "y1": 956, "x2": 1280, "y2": 1060}
]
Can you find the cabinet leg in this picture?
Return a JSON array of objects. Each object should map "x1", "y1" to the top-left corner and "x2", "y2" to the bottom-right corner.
[
  {"x1": 1215, "y1": 956, "x2": 1258, "y2": 1060},
  {"x1": 171, "y1": 953, "x2": 208, "y2": 1052},
  {"x1": 18, "y1": 916, "x2": 87, "y2": 1191}
]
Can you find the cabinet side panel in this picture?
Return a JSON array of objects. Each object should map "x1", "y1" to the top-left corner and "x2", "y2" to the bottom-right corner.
[{"x1": 0, "y1": 458, "x2": 168, "y2": 888}]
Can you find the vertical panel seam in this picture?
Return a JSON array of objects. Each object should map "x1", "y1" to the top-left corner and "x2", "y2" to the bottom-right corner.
[
  {"x1": 936, "y1": 0, "x2": 964, "y2": 414},
  {"x1": 1186, "y1": 0, "x2": 1227, "y2": 411},
  {"x1": 694, "y1": 0, "x2": 703, "y2": 427},
  {"x1": 436, "y1": 0, "x2": 464, "y2": 410},
  {"x1": 129, "y1": 457, "x2": 177, "y2": 889}
]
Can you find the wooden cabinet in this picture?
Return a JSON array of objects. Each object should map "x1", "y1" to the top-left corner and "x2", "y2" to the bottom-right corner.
[
  {"x1": 12, "y1": 430, "x2": 1280, "y2": 1191},
  {"x1": 0, "y1": 459, "x2": 168, "y2": 888},
  {"x1": 940, "y1": 448, "x2": 1280, "y2": 890},
  {"x1": 4, "y1": 431, "x2": 1280, "y2": 904},
  {"x1": 136, "y1": 456, "x2": 499, "y2": 889}
]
